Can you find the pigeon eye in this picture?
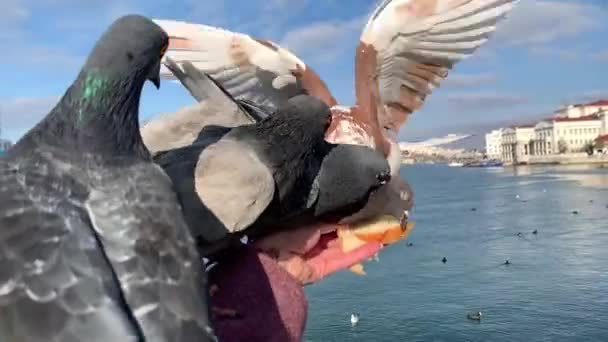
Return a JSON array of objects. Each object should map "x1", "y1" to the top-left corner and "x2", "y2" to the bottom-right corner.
[{"x1": 160, "y1": 44, "x2": 168, "y2": 58}]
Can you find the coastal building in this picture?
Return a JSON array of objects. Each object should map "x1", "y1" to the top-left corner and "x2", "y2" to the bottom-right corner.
[
  {"x1": 484, "y1": 129, "x2": 502, "y2": 159},
  {"x1": 489, "y1": 100, "x2": 608, "y2": 163},
  {"x1": 532, "y1": 113, "x2": 604, "y2": 154},
  {"x1": 501, "y1": 125, "x2": 534, "y2": 163}
]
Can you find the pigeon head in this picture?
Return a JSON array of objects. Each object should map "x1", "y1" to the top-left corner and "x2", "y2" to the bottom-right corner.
[
  {"x1": 83, "y1": 15, "x2": 168, "y2": 89},
  {"x1": 313, "y1": 144, "x2": 391, "y2": 218},
  {"x1": 240, "y1": 94, "x2": 333, "y2": 174},
  {"x1": 19, "y1": 15, "x2": 171, "y2": 156}
]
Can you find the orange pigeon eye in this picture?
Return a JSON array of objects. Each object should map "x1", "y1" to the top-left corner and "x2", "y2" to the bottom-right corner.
[{"x1": 160, "y1": 44, "x2": 168, "y2": 57}]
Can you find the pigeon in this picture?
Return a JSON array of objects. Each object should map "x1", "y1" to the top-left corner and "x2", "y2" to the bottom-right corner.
[
  {"x1": 0, "y1": 15, "x2": 216, "y2": 342},
  {"x1": 144, "y1": 2, "x2": 518, "y2": 340},
  {"x1": 152, "y1": 0, "x2": 519, "y2": 233},
  {"x1": 152, "y1": 90, "x2": 391, "y2": 256}
]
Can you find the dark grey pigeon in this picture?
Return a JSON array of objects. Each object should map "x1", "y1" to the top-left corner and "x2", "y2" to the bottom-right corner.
[
  {"x1": 152, "y1": 65, "x2": 391, "y2": 256},
  {"x1": 0, "y1": 15, "x2": 216, "y2": 342}
]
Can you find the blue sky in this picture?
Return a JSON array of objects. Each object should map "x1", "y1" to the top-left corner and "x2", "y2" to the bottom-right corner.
[{"x1": 1, "y1": 0, "x2": 608, "y2": 143}]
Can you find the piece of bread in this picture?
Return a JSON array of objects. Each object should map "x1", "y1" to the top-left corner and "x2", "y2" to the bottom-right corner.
[{"x1": 337, "y1": 215, "x2": 415, "y2": 275}]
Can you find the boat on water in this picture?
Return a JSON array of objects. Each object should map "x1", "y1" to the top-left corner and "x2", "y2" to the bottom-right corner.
[
  {"x1": 448, "y1": 162, "x2": 464, "y2": 167},
  {"x1": 464, "y1": 159, "x2": 503, "y2": 168}
]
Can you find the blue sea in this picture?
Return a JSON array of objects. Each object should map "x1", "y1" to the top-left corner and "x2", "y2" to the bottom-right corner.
[{"x1": 304, "y1": 164, "x2": 608, "y2": 341}]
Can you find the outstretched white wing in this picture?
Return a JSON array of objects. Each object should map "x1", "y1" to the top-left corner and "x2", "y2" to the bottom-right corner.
[
  {"x1": 153, "y1": 19, "x2": 337, "y2": 110},
  {"x1": 355, "y1": 0, "x2": 518, "y2": 133}
]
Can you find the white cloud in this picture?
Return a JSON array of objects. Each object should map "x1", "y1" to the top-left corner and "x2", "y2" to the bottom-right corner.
[
  {"x1": 493, "y1": 0, "x2": 603, "y2": 47},
  {"x1": 280, "y1": 16, "x2": 365, "y2": 63},
  {"x1": 569, "y1": 90, "x2": 608, "y2": 103},
  {"x1": 528, "y1": 46, "x2": 582, "y2": 61},
  {"x1": 445, "y1": 92, "x2": 529, "y2": 110},
  {"x1": 591, "y1": 50, "x2": 608, "y2": 62},
  {"x1": 0, "y1": 96, "x2": 59, "y2": 142},
  {"x1": 526, "y1": 47, "x2": 608, "y2": 63},
  {"x1": 2, "y1": 44, "x2": 83, "y2": 69},
  {"x1": 1, "y1": 0, "x2": 29, "y2": 26},
  {"x1": 444, "y1": 73, "x2": 497, "y2": 88}
]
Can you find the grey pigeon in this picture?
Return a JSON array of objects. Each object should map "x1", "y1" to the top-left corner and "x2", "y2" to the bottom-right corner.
[
  {"x1": 0, "y1": 15, "x2": 216, "y2": 342},
  {"x1": 152, "y1": 76, "x2": 391, "y2": 256}
]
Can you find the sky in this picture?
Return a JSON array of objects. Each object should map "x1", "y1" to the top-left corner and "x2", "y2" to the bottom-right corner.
[{"x1": 1, "y1": 0, "x2": 608, "y2": 143}]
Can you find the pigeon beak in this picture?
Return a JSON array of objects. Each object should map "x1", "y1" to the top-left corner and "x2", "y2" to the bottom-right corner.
[{"x1": 148, "y1": 60, "x2": 162, "y2": 89}]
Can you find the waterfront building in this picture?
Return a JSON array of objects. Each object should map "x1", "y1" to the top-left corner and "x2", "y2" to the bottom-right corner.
[
  {"x1": 490, "y1": 100, "x2": 608, "y2": 162},
  {"x1": 501, "y1": 125, "x2": 534, "y2": 163},
  {"x1": 484, "y1": 129, "x2": 502, "y2": 159}
]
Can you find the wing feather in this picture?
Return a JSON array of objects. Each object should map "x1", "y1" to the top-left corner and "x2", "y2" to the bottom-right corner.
[
  {"x1": 194, "y1": 139, "x2": 275, "y2": 235},
  {"x1": 84, "y1": 163, "x2": 217, "y2": 341},
  {"x1": 0, "y1": 159, "x2": 138, "y2": 342},
  {"x1": 152, "y1": 19, "x2": 337, "y2": 110},
  {"x1": 357, "y1": 0, "x2": 518, "y2": 132}
]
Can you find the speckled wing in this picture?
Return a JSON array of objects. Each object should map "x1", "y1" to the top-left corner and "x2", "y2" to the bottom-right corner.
[
  {"x1": 0, "y1": 159, "x2": 139, "y2": 342},
  {"x1": 152, "y1": 19, "x2": 337, "y2": 110},
  {"x1": 84, "y1": 163, "x2": 217, "y2": 342},
  {"x1": 356, "y1": 0, "x2": 518, "y2": 133}
]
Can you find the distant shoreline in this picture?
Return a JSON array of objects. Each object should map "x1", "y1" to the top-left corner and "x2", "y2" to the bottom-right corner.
[{"x1": 504, "y1": 155, "x2": 608, "y2": 167}]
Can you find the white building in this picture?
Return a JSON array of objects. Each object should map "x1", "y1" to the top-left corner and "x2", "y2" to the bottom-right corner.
[
  {"x1": 490, "y1": 100, "x2": 608, "y2": 163},
  {"x1": 501, "y1": 125, "x2": 535, "y2": 163},
  {"x1": 484, "y1": 129, "x2": 502, "y2": 159},
  {"x1": 533, "y1": 113, "x2": 604, "y2": 154}
]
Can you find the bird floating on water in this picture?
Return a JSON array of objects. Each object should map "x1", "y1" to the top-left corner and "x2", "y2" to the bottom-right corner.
[
  {"x1": 442, "y1": 257, "x2": 447, "y2": 264},
  {"x1": 351, "y1": 313, "x2": 360, "y2": 327},
  {"x1": 467, "y1": 311, "x2": 483, "y2": 321}
]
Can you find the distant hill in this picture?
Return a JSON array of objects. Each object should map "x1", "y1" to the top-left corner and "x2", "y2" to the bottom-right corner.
[
  {"x1": 402, "y1": 112, "x2": 552, "y2": 151},
  {"x1": 399, "y1": 134, "x2": 470, "y2": 148},
  {"x1": 442, "y1": 135, "x2": 485, "y2": 150}
]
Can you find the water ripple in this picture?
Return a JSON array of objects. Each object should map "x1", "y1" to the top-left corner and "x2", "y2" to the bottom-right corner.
[{"x1": 305, "y1": 165, "x2": 608, "y2": 341}]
